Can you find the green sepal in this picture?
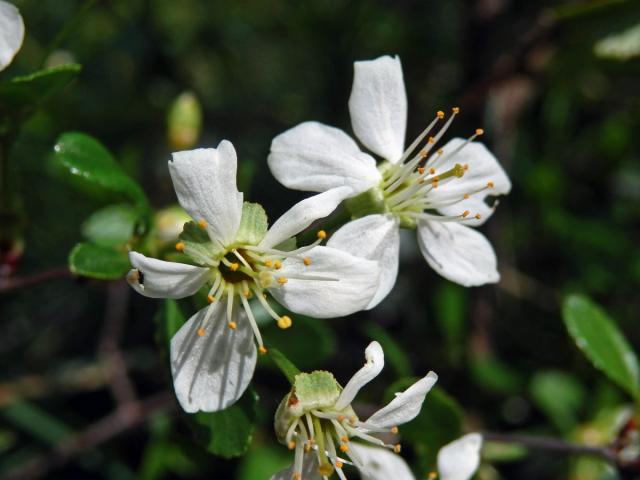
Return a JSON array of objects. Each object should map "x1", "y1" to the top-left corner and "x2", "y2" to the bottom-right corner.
[
  {"x1": 179, "y1": 221, "x2": 219, "y2": 261},
  {"x1": 344, "y1": 186, "x2": 386, "y2": 220},
  {"x1": 293, "y1": 371, "x2": 341, "y2": 411},
  {"x1": 235, "y1": 202, "x2": 268, "y2": 246}
]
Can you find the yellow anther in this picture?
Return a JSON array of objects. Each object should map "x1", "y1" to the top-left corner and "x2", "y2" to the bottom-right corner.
[
  {"x1": 243, "y1": 290, "x2": 252, "y2": 298},
  {"x1": 277, "y1": 276, "x2": 288, "y2": 285},
  {"x1": 428, "y1": 472, "x2": 438, "y2": 479},
  {"x1": 419, "y1": 179, "x2": 425, "y2": 184},
  {"x1": 207, "y1": 295, "x2": 216, "y2": 303},
  {"x1": 293, "y1": 474, "x2": 301, "y2": 480},
  {"x1": 436, "y1": 110, "x2": 445, "y2": 119},
  {"x1": 230, "y1": 262, "x2": 240, "y2": 271},
  {"x1": 391, "y1": 426, "x2": 399, "y2": 434},
  {"x1": 475, "y1": 128, "x2": 484, "y2": 136},
  {"x1": 228, "y1": 321, "x2": 237, "y2": 330},
  {"x1": 394, "y1": 443, "x2": 402, "y2": 453},
  {"x1": 337, "y1": 415, "x2": 345, "y2": 422},
  {"x1": 475, "y1": 213, "x2": 482, "y2": 220},
  {"x1": 429, "y1": 167, "x2": 436, "y2": 175},
  {"x1": 288, "y1": 440, "x2": 296, "y2": 450},
  {"x1": 197, "y1": 327, "x2": 206, "y2": 337},
  {"x1": 462, "y1": 210, "x2": 470, "y2": 217},
  {"x1": 318, "y1": 463, "x2": 334, "y2": 476},
  {"x1": 427, "y1": 136, "x2": 435, "y2": 145},
  {"x1": 198, "y1": 219, "x2": 207, "y2": 229},
  {"x1": 452, "y1": 107, "x2": 460, "y2": 114},
  {"x1": 419, "y1": 149, "x2": 427, "y2": 158},
  {"x1": 349, "y1": 416, "x2": 356, "y2": 425},
  {"x1": 259, "y1": 346, "x2": 268, "y2": 355},
  {"x1": 278, "y1": 315, "x2": 292, "y2": 329},
  {"x1": 463, "y1": 193, "x2": 470, "y2": 199},
  {"x1": 303, "y1": 257, "x2": 312, "y2": 266},
  {"x1": 463, "y1": 164, "x2": 469, "y2": 171},
  {"x1": 335, "y1": 461, "x2": 344, "y2": 469},
  {"x1": 264, "y1": 259, "x2": 273, "y2": 267},
  {"x1": 317, "y1": 230, "x2": 327, "y2": 239},
  {"x1": 339, "y1": 444, "x2": 349, "y2": 453},
  {"x1": 304, "y1": 441, "x2": 311, "y2": 452},
  {"x1": 274, "y1": 260, "x2": 282, "y2": 270},
  {"x1": 487, "y1": 181, "x2": 494, "y2": 188},
  {"x1": 437, "y1": 148, "x2": 444, "y2": 155},
  {"x1": 417, "y1": 167, "x2": 425, "y2": 174},
  {"x1": 175, "y1": 242, "x2": 185, "y2": 252},
  {"x1": 340, "y1": 436, "x2": 349, "y2": 443}
]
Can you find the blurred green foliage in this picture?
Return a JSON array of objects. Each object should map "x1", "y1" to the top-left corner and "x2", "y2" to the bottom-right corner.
[{"x1": 1, "y1": 0, "x2": 640, "y2": 479}]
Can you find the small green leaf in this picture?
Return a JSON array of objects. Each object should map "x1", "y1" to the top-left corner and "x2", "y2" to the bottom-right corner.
[
  {"x1": 563, "y1": 294, "x2": 640, "y2": 398},
  {"x1": 0, "y1": 64, "x2": 81, "y2": 130},
  {"x1": 530, "y1": 370, "x2": 586, "y2": 433},
  {"x1": 189, "y1": 388, "x2": 258, "y2": 458},
  {"x1": 1, "y1": 401, "x2": 72, "y2": 445},
  {"x1": 69, "y1": 242, "x2": 130, "y2": 280},
  {"x1": 235, "y1": 202, "x2": 268, "y2": 246},
  {"x1": 384, "y1": 380, "x2": 463, "y2": 471},
  {"x1": 51, "y1": 132, "x2": 147, "y2": 208},
  {"x1": 82, "y1": 204, "x2": 140, "y2": 247}
]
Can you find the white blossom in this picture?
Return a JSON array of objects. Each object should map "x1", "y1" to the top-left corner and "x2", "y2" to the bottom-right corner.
[
  {"x1": 0, "y1": 0, "x2": 24, "y2": 71},
  {"x1": 127, "y1": 140, "x2": 380, "y2": 413},
  {"x1": 268, "y1": 55, "x2": 511, "y2": 307}
]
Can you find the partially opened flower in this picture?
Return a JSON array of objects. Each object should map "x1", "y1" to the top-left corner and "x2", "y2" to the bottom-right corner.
[
  {"x1": 272, "y1": 341, "x2": 437, "y2": 479},
  {"x1": 127, "y1": 140, "x2": 380, "y2": 413},
  {"x1": 0, "y1": 0, "x2": 24, "y2": 71},
  {"x1": 272, "y1": 433, "x2": 482, "y2": 480},
  {"x1": 268, "y1": 55, "x2": 511, "y2": 307}
]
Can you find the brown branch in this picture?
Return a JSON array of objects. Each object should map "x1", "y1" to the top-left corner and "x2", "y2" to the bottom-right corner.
[
  {"x1": 0, "y1": 267, "x2": 71, "y2": 293},
  {"x1": 4, "y1": 392, "x2": 175, "y2": 480},
  {"x1": 483, "y1": 431, "x2": 618, "y2": 464}
]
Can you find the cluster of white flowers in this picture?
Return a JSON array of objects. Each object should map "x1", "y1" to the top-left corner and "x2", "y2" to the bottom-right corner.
[{"x1": 122, "y1": 54, "x2": 509, "y2": 480}]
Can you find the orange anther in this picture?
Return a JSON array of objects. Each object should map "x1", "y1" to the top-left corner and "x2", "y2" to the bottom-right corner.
[
  {"x1": 197, "y1": 328, "x2": 206, "y2": 337},
  {"x1": 175, "y1": 242, "x2": 185, "y2": 252},
  {"x1": 228, "y1": 321, "x2": 237, "y2": 330},
  {"x1": 303, "y1": 257, "x2": 312, "y2": 266}
]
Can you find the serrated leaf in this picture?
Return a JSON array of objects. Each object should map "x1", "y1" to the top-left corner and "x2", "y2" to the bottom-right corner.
[
  {"x1": 68, "y1": 242, "x2": 130, "y2": 280},
  {"x1": 563, "y1": 294, "x2": 640, "y2": 398},
  {"x1": 51, "y1": 131, "x2": 147, "y2": 208},
  {"x1": 82, "y1": 204, "x2": 140, "y2": 247},
  {"x1": 189, "y1": 388, "x2": 258, "y2": 458},
  {"x1": 0, "y1": 64, "x2": 81, "y2": 131}
]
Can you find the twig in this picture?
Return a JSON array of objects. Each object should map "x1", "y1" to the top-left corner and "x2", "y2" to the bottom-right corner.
[
  {"x1": 482, "y1": 431, "x2": 618, "y2": 464},
  {"x1": 4, "y1": 392, "x2": 175, "y2": 480},
  {"x1": 98, "y1": 281, "x2": 137, "y2": 405},
  {"x1": 0, "y1": 267, "x2": 70, "y2": 294}
]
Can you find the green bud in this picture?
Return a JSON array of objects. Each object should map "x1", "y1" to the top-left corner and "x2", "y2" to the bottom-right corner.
[{"x1": 167, "y1": 91, "x2": 202, "y2": 150}]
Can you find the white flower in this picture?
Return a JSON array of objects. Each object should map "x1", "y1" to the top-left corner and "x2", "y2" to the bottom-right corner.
[
  {"x1": 127, "y1": 140, "x2": 380, "y2": 413},
  {"x1": 272, "y1": 433, "x2": 483, "y2": 480},
  {"x1": 0, "y1": 0, "x2": 24, "y2": 71},
  {"x1": 271, "y1": 341, "x2": 438, "y2": 479},
  {"x1": 268, "y1": 55, "x2": 511, "y2": 307}
]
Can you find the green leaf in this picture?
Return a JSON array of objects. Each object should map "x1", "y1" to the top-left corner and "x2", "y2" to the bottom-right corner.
[
  {"x1": 1, "y1": 401, "x2": 72, "y2": 445},
  {"x1": 82, "y1": 204, "x2": 140, "y2": 247},
  {"x1": 189, "y1": 388, "x2": 258, "y2": 458},
  {"x1": 562, "y1": 294, "x2": 640, "y2": 398},
  {"x1": 68, "y1": 242, "x2": 130, "y2": 280},
  {"x1": 364, "y1": 322, "x2": 411, "y2": 377},
  {"x1": 0, "y1": 64, "x2": 81, "y2": 131},
  {"x1": 235, "y1": 202, "x2": 268, "y2": 246},
  {"x1": 530, "y1": 370, "x2": 586, "y2": 433},
  {"x1": 383, "y1": 380, "x2": 463, "y2": 471},
  {"x1": 51, "y1": 131, "x2": 147, "y2": 208},
  {"x1": 434, "y1": 283, "x2": 468, "y2": 364},
  {"x1": 237, "y1": 445, "x2": 291, "y2": 480},
  {"x1": 469, "y1": 354, "x2": 524, "y2": 395}
]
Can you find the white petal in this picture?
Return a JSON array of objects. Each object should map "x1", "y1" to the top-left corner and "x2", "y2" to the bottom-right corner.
[
  {"x1": 438, "y1": 433, "x2": 483, "y2": 480},
  {"x1": 126, "y1": 251, "x2": 209, "y2": 299},
  {"x1": 428, "y1": 138, "x2": 511, "y2": 226},
  {"x1": 335, "y1": 341, "x2": 384, "y2": 410},
  {"x1": 348, "y1": 55, "x2": 407, "y2": 162},
  {"x1": 268, "y1": 121, "x2": 381, "y2": 196},
  {"x1": 168, "y1": 140, "x2": 243, "y2": 246},
  {"x1": 417, "y1": 221, "x2": 499, "y2": 287},
  {"x1": 0, "y1": 1, "x2": 24, "y2": 71},
  {"x1": 270, "y1": 455, "x2": 322, "y2": 480},
  {"x1": 259, "y1": 187, "x2": 352, "y2": 249},
  {"x1": 270, "y1": 245, "x2": 380, "y2": 318},
  {"x1": 349, "y1": 444, "x2": 415, "y2": 480},
  {"x1": 170, "y1": 304, "x2": 257, "y2": 413},
  {"x1": 363, "y1": 371, "x2": 437, "y2": 429},
  {"x1": 327, "y1": 214, "x2": 400, "y2": 309}
]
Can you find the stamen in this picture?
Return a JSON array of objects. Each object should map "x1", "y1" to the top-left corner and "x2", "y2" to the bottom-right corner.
[
  {"x1": 228, "y1": 321, "x2": 237, "y2": 330},
  {"x1": 316, "y1": 230, "x2": 327, "y2": 240},
  {"x1": 240, "y1": 293, "x2": 265, "y2": 351},
  {"x1": 175, "y1": 242, "x2": 185, "y2": 252},
  {"x1": 277, "y1": 276, "x2": 288, "y2": 284},
  {"x1": 264, "y1": 259, "x2": 273, "y2": 267},
  {"x1": 475, "y1": 213, "x2": 482, "y2": 220},
  {"x1": 396, "y1": 112, "x2": 444, "y2": 164},
  {"x1": 197, "y1": 327, "x2": 206, "y2": 337},
  {"x1": 303, "y1": 257, "x2": 312, "y2": 266},
  {"x1": 274, "y1": 260, "x2": 282, "y2": 270},
  {"x1": 278, "y1": 315, "x2": 293, "y2": 329},
  {"x1": 259, "y1": 346, "x2": 268, "y2": 355},
  {"x1": 487, "y1": 181, "x2": 494, "y2": 188},
  {"x1": 391, "y1": 426, "x2": 399, "y2": 434},
  {"x1": 394, "y1": 443, "x2": 402, "y2": 453},
  {"x1": 232, "y1": 249, "x2": 253, "y2": 271},
  {"x1": 207, "y1": 295, "x2": 216, "y2": 303},
  {"x1": 198, "y1": 219, "x2": 207, "y2": 229},
  {"x1": 230, "y1": 262, "x2": 240, "y2": 271}
]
